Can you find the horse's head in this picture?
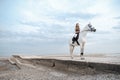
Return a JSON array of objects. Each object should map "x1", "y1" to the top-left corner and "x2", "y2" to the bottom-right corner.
[{"x1": 87, "y1": 23, "x2": 96, "y2": 32}]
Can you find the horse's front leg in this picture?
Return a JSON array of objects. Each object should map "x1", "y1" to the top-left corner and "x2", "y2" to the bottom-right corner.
[
  {"x1": 80, "y1": 42, "x2": 85, "y2": 56},
  {"x1": 70, "y1": 44, "x2": 74, "y2": 59}
]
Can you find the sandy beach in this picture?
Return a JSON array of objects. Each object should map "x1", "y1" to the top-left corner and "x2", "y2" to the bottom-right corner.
[{"x1": 0, "y1": 55, "x2": 120, "y2": 80}]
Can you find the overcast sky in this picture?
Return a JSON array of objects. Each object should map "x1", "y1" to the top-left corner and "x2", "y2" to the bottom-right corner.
[{"x1": 0, "y1": 0, "x2": 120, "y2": 56}]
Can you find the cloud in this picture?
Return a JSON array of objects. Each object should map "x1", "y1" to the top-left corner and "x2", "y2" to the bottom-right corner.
[
  {"x1": 1, "y1": 0, "x2": 120, "y2": 55},
  {"x1": 84, "y1": 0, "x2": 111, "y2": 14},
  {"x1": 112, "y1": 25, "x2": 120, "y2": 32},
  {"x1": 113, "y1": 26, "x2": 120, "y2": 29},
  {"x1": 51, "y1": 12, "x2": 97, "y2": 21},
  {"x1": 114, "y1": 16, "x2": 120, "y2": 19},
  {"x1": 17, "y1": 0, "x2": 98, "y2": 27},
  {"x1": 0, "y1": 22, "x2": 71, "y2": 44}
]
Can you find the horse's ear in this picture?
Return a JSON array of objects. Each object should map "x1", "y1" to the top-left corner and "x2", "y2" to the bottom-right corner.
[{"x1": 88, "y1": 23, "x2": 92, "y2": 27}]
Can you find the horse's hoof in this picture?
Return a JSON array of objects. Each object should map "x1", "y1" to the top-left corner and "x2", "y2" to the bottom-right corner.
[
  {"x1": 81, "y1": 57, "x2": 85, "y2": 60},
  {"x1": 80, "y1": 54, "x2": 83, "y2": 57},
  {"x1": 71, "y1": 56, "x2": 74, "y2": 59},
  {"x1": 80, "y1": 55, "x2": 85, "y2": 60}
]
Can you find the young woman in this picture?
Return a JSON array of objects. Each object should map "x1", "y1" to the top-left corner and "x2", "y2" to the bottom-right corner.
[{"x1": 72, "y1": 23, "x2": 80, "y2": 45}]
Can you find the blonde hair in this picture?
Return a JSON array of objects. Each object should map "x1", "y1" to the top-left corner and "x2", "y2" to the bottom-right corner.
[{"x1": 75, "y1": 23, "x2": 80, "y2": 31}]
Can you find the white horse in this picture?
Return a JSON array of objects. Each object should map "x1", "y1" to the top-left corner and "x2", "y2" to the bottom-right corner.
[{"x1": 69, "y1": 23, "x2": 96, "y2": 59}]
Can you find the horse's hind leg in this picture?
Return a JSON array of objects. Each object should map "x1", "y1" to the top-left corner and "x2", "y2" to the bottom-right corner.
[
  {"x1": 80, "y1": 42, "x2": 85, "y2": 56},
  {"x1": 70, "y1": 44, "x2": 74, "y2": 59},
  {"x1": 80, "y1": 42, "x2": 85, "y2": 60}
]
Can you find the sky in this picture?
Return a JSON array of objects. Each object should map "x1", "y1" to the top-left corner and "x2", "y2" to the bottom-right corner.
[{"x1": 0, "y1": 0, "x2": 120, "y2": 56}]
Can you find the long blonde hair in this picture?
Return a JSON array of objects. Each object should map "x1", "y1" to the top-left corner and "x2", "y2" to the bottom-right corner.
[{"x1": 75, "y1": 23, "x2": 80, "y2": 33}]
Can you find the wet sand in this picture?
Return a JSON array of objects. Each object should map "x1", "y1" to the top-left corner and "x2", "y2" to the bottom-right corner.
[{"x1": 0, "y1": 55, "x2": 120, "y2": 80}]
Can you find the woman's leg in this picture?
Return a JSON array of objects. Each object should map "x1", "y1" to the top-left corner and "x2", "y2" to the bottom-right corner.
[{"x1": 76, "y1": 33, "x2": 80, "y2": 45}]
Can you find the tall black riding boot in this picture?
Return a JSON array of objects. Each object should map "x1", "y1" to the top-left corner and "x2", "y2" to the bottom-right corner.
[
  {"x1": 76, "y1": 40, "x2": 80, "y2": 45},
  {"x1": 76, "y1": 33, "x2": 80, "y2": 45},
  {"x1": 72, "y1": 37, "x2": 76, "y2": 44}
]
